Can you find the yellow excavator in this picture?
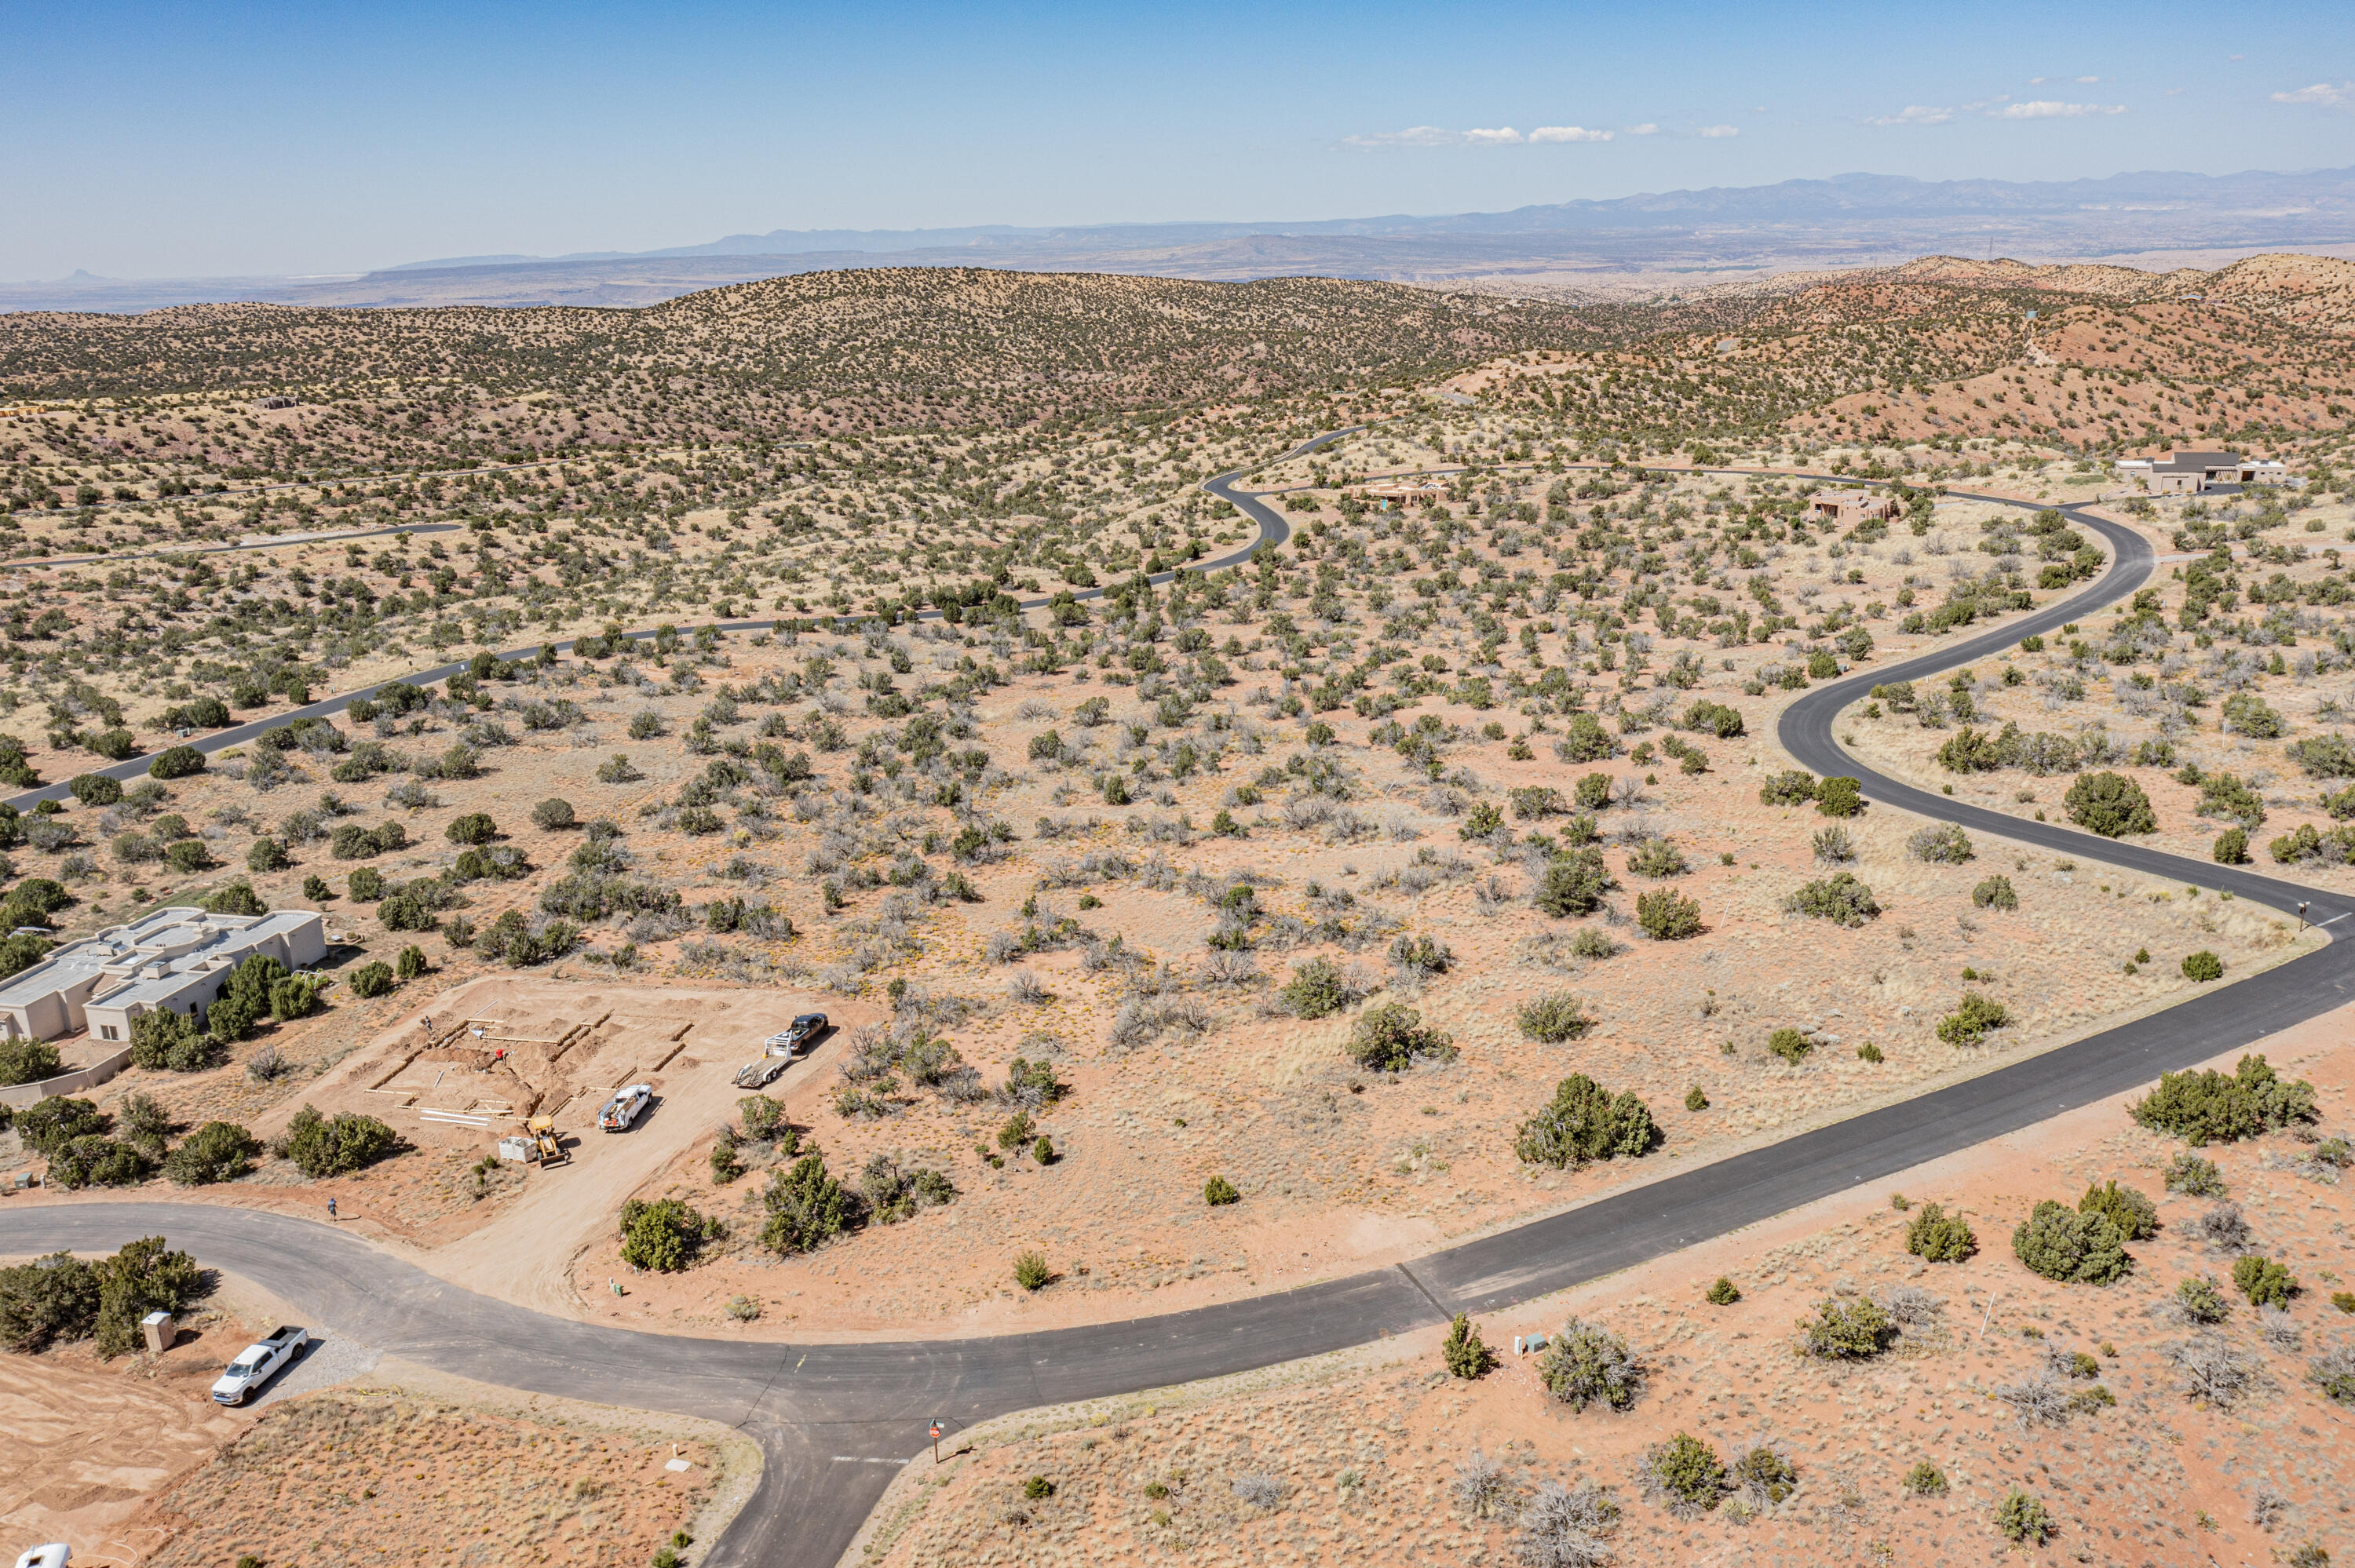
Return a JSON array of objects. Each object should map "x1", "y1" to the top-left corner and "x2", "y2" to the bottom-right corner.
[{"x1": 527, "y1": 1115, "x2": 569, "y2": 1166}]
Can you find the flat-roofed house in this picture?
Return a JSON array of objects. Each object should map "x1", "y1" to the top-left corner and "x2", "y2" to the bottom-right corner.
[
  {"x1": 0, "y1": 905, "x2": 327, "y2": 1044},
  {"x1": 1806, "y1": 489, "x2": 1901, "y2": 527},
  {"x1": 2116, "y1": 451, "x2": 2291, "y2": 494}
]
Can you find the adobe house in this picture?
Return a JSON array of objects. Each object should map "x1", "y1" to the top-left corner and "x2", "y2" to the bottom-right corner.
[
  {"x1": 1806, "y1": 489, "x2": 1901, "y2": 527},
  {"x1": 2116, "y1": 451, "x2": 2290, "y2": 494},
  {"x1": 0, "y1": 905, "x2": 327, "y2": 1044}
]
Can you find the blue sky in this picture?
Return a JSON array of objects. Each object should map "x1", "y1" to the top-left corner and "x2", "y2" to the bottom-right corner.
[{"x1": 5, "y1": 0, "x2": 2350, "y2": 278}]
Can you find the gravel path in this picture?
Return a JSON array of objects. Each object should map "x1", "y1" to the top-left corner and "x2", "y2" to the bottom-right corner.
[{"x1": 252, "y1": 1332, "x2": 383, "y2": 1408}]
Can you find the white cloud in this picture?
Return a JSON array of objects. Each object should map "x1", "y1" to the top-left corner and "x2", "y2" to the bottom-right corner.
[
  {"x1": 2076, "y1": 75, "x2": 2102, "y2": 83},
  {"x1": 1991, "y1": 100, "x2": 2125, "y2": 119},
  {"x1": 1867, "y1": 104, "x2": 1955, "y2": 126},
  {"x1": 1342, "y1": 125, "x2": 1521, "y2": 148},
  {"x1": 1623, "y1": 122, "x2": 1660, "y2": 136},
  {"x1": 1696, "y1": 123, "x2": 1740, "y2": 137},
  {"x1": 2272, "y1": 81, "x2": 2353, "y2": 109},
  {"x1": 1529, "y1": 125, "x2": 1612, "y2": 142},
  {"x1": 2028, "y1": 76, "x2": 2048, "y2": 85}
]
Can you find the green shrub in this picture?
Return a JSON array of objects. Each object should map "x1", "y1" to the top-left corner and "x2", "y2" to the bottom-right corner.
[
  {"x1": 1644, "y1": 1433, "x2": 1727, "y2": 1512},
  {"x1": 1023, "y1": 1475, "x2": 1054, "y2": 1501},
  {"x1": 130, "y1": 1008, "x2": 220, "y2": 1072},
  {"x1": 1705, "y1": 1276, "x2": 1740, "y2": 1305},
  {"x1": 1856, "y1": 1041, "x2": 1885, "y2": 1063},
  {"x1": 1800, "y1": 1296, "x2": 1894, "y2": 1358},
  {"x1": 2064, "y1": 771, "x2": 2156, "y2": 837},
  {"x1": 48, "y1": 1135, "x2": 151, "y2": 1189},
  {"x1": 1902, "y1": 1461, "x2": 1948, "y2": 1497},
  {"x1": 163, "y1": 1121, "x2": 263, "y2": 1185},
  {"x1": 2012, "y1": 1199, "x2": 2132, "y2": 1285},
  {"x1": 1634, "y1": 887, "x2": 1702, "y2": 939},
  {"x1": 1684, "y1": 1084, "x2": 1708, "y2": 1110},
  {"x1": 2287, "y1": 733, "x2": 2355, "y2": 778},
  {"x1": 91, "y1": 1235, "x2": 203, "y2": 1358},
  {"x1": 2163, "y1": 1153, "x2": 2226, "y2": 1197},
  {"x1": 619, "y1": 1198, "x2": 717, "y2": 1272},
  {"x1": 2182, "y1": 950, "x2": 2223, "y2": 982},
  {"x1": 1441, "y1": 1313, "x2": 1495, "y2": 1378},
  {"x1": 1784, "y1": 872, "x2": 1879, "y2": 927},
  {"x1": 396, "y1": 944, "x2": 427, "y2": 980},
  {"x1": 1758, "y1": 770, "x2": 1817, "y2": 806},
  {"x1": 346, "y1": 866, "x2": 385, "y2": 902},
  {"x1": 1935, "y1": 991, "x2": 2010, "y2": 1046},
  {"x1": 2233, "y1": 1254, "x2": 2296, "y2": 1307},
  {"x1": 1535, "y1": 1317, "x2": 1641, "y2": 1410},
  {"x1": 2130, "y1": 1054, "x2": 2316, "y2": 1144},
  {"x1": 282, "y1": 1104, "x2": 402, "y2": 1177},
  {"x1": 69, "y1": 773, "x2": 124, "y2": 806},
  {"x1": 269, "y1": 973, "x2": 325, "y2": 1021},
  {"x1": 2174, "y1": 1274, "x2": 2232, "y2": 1323},
  {"x1": 0, "y1": 1252, "x2": 100, "y2": 1352},
  {"x1": 446, "y1": 811, "x2": 499, "y2": 845},
  {"x1": 760, "y1": 1154, "x2": 849, "y2": 1254},
  {"x1": 1937, "y1": 726, "x2": 2003, "y2": 772},
  {"x1": 1516, "y1": 993, "x2": 1593, "y2": 1042},
  {"x1": 148, "y1": 745, "x2": 206, "y2": 780},
  {"x1": 2079, "y1": 1180, "x2": 2158, "y2": 1240},
  {"x1": 1815, "y1": 777, "x2": 1863, "y2": 818},
  {"x1": 737, "y1": 1095, "x2": 791, "y2": 1143},
  {"x1": 1684, "y1": 700, "x2": 1745, "y2": 738},
  {"x1": 1907, "y1": 822, "x2": 1973, "y2": 863},
  {"x1": 0, "y1": 931, "x2": 53, "y2": 983},
  {"x1": 2222, "y1": 691, "x2": 2286, "y2": 738},
  {"x1": 15, "y1": 1096, "x2": 108, "y2": 1157},
  {"x1": 1013, "y1": 1250, "x2": 1051, "y2": 1291},
  {"x1": 246, "y1": 838, "x2": 290, "y2": 873},
  {"x1": 348, "y1": 961, "x2": 396, "y2": 998},
  {"x1": 1970, "y1": 874, "x2": 2019, "y2": 911},
  {"x1": 531, "y1": 798, "x2": 577, "y2": 831},
  {"x1": 1533, "y1": 848, "x2": 1613, "y2": 917},
  {"x1": 1767, "y1": 1027, "x2": 1812, "y2": 1063},
  {"x1": 1349, "y1": 1003, "x2": 1455, "y2": 1071},
  {"x1": 1517, "y1": 1074, "x2": 1657, "y2": 1167},
  {"x1": 0, "y1": 1036, "x2": 63, "y2": 1087},
  {"x1": 165, "y1": 839, "x2": 214, "y2": 873},
  {"x1": 2213, "y1": 827, "x2": 2250, "y2": 863},
  {"x1": 1278, "y1": 957, "x2": 1347, "y2": 1019},
  {"x1": 1203, "y1": 1174, "x2": 1240, "y2": 1205},
  {"x1": 1627, "y1": 837, "x2": 1689, "y2": 877},
  {"x1": 1995, "y1": 1489, "x2": 2054, "y2": 1545}
]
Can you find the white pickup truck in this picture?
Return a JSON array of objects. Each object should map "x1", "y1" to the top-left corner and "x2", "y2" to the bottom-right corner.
[
  {"x1": 597, "y1": 1083, "x2": 653, "y2": 1132},
  {"x1": 210, "y1": 1325, "x2": 308, "y2": 1406}
]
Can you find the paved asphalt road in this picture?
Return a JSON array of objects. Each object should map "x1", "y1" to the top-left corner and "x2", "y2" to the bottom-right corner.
[{"x1": 8, "y1": 462, "x2": 2349, "y2": 1568}]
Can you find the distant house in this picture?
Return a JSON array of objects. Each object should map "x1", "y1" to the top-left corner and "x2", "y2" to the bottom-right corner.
[
  {"x1": 0, "y1": 906, "x2": 327, "y2": 1044},
  {"x1": 1806, "y1": 489, "x2": 1900, "y2": 527},
  {"x1": 2116, "y1": 451, "x2": 2289, "y2": 494},
  {"x1": 1349, "y1": 480, "x2": 1451, "y2": 509}
]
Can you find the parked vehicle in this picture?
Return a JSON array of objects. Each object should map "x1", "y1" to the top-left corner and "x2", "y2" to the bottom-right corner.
[
  {"x1": 732, "y1": 1056, "x2": 788, "y2": 1088},
  {"x1": 210, "y1": 1325, "x2": 309, "y2": 1406},
  {"x1": 763, "y1": 1013, "x2": 828, "y2": 1057},
  {"x1": 597, "y1": 1083, "x2": 653, "y2": 1132},
  {"x1": 15, "y1": 1544, "x2": 71, "y2": 1568}
]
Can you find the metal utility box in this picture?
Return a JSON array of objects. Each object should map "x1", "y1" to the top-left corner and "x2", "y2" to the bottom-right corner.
[{"x1": 141, "y1": 1310, "x2": 177, "y2": 1355}]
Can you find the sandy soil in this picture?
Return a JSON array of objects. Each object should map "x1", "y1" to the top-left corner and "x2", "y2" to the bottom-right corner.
[
  {"x1": 0, "y1": 1303, "x2": 257, "y2": 1563},
  {"x1": 849, "y1": 1001, "x2": 2355, "y2": 1568}
]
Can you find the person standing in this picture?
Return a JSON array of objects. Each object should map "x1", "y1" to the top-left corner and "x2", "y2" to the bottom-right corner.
[{"x1": 327, "y1": 1196, "x2": 338, "y2": 1222}]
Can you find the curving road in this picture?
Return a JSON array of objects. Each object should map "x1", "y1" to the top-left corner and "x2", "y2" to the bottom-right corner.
[{"x1": 7, "y1": 460, "x2": 2351, "y2": 1568}]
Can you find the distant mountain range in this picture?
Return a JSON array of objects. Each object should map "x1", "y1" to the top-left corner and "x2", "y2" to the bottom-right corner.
[{"x1": 12, "y1": 166, "x2": 2355, "y2": 313}]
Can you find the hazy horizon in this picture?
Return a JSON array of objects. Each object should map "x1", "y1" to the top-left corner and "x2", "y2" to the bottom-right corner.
[{"x1": 8, "y1": 0, "x2": 2352, "y2": 281}]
